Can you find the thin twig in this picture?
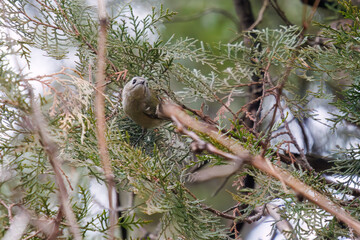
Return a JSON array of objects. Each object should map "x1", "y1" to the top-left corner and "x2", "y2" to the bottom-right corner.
[
  {"x1": 246, "y1": 0, "x2": 269, "y2": 31},
  {"x1": 302, "y1": 0, "x2": 321, "y2": 30},
  {"x1": 277, "y1": 103, "x2": 312, "y2": 170},
  {"x1": 94, "y1": 0, "x2": 117, "y2": 238},
  {"x1": 183, "y1": 187, "x2": 237, "y2": 220},
  {"x1": 265, "y1": 203, "x2": 297, "y2": 240},
  {"x1": 270, "y1": 0, "x2": 293, "y2": 26},
  {"x1": 0, "y1": 199, "x2": 16, "y2": 221},
  {"x1": 306, "y1": 0, "x2": 321, "y2": 28},
  {"x1": 253, "y1": 61, "x2": 272, "y2": 131},
  {"x1": 17, "y1": 7, "x2": 61, "y2": 30},
  {"x1": 222, "y1": 203, "x2": 241, "y2": 214},
  {"x1": 168, "y1": 8, "x2": 239, "y2": 25},
  {"x1": 26, "y1": 83, "x2": 81, "y2": 240},
  {"x1": 202, "y1": 204, "x2": 237, "y2": 220},
  {"x1": 245, "y1": 205, "x2": 265, "y2": 223},
  {"x1": 23, "y1": 230, "x2": 41, "y2": 240}
]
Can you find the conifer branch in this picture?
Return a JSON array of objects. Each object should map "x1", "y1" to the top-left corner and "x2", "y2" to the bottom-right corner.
[
  {"x1": 94, "y1": 0, "x2": 117, "y2": 238},
  {"x1": 158, "y1": 101, "x2": 360, "y2": 236},
  {"x1": 26, "y1": 84, "x2": 82, "y2": 240}
]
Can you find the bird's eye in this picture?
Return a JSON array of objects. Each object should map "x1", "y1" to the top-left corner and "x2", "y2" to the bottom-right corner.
[{"x1": 132, "y1": 79, "x2": 137, "y2": 84}]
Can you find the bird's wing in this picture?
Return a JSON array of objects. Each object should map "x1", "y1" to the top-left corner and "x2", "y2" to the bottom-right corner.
[{"x1": 143, "y1": 95, "x2": 161, "y2": 119}]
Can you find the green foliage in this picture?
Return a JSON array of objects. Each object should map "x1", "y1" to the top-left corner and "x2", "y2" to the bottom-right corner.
[
  {"x1": 330, "y1": 145, "x2": 360, "y2": 189},
  {"x1": 1, "y1": 0, "x2": 360, "y2": 239},
  {"x1": 332, "y1": 78, "x2": 360, "y2": 126}
]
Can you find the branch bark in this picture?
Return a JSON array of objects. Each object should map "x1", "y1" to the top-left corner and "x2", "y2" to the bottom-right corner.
[
  {"x1": 27, "y1": 84, "x2": 81, "y2": 240},
  {"x1": 94, "y1": 0, "x2": 117, "y2": 238},
  {"x1": 158, "y1": 101, "x2": 360, "y2": 236}
]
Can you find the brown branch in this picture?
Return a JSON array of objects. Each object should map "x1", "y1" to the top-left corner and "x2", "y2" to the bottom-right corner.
[
  {"x1": 171, "y1": 114, "x2": 245, "y2": 182},
  {"x1": 202, "y1": 204, "x2": 237, "y2": 220},
  {"x1": 222, "y1": 203, "x2": 241, "y2": 214},
  {"x1": 171, "y1": 117, "x2": 242, "y2": 163},
  {"x1": 23, "y1": 230, "x2": 41, "y2": 240},
  {"x1": 302, "y1": 0, "x2": 321, "y2": 30},
  {"x1": 47, "y1": 207, "x2": 64, "y2": 240},
  {"x1": 261, "y1": 49, "x2": 312, "y2": 171},
  {"x1": 233, "y1": 0, "x2": 255, "y2": 31},
  {"x1": 265, "y1": 203, "x2": 297, "y2": 240},
  {"x1": 181, "y1": 104, "x2": 218, "y2": 126},
  {"x1": 157, "y1": 102, "x2": 360, "y2": 236},
  {"x1": 17, "y1": 7, "x2": 61, "y2": 30},
  {"x1": 26, "y1": 84, "x2": 81, "y2": 240},
  {"x1": 270, "y1": 0, "x2": 293, "y2": 26},
  {"x1": 263, "y1": 65, "x2": 290, "y2": 150},
  {"x1": 0, "y1": 199, "x2": 17, "y2": 221},
  {"x1": 94, "y1": 1, "x2": 117, "y2": 239},
  {"x1": 2, "y1": 208, "x2": 30, "y2": 239},
  {"x1": 246, "y1": 0, "x2": 269, "y2": 31},
  {"x1": 252, "y1": 55, "x2": 273, "y2": 133},
  {"x1": 183, "y1": 187, "x2": 237, "y2": 220},
  {"x1": 277, "y1": 103, "x2": 312, "y2": 170}
]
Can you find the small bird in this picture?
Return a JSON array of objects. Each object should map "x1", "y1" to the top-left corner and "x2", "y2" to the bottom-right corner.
[{"x1": 122, "y1": 76, "x2": 163, "y2": 130}]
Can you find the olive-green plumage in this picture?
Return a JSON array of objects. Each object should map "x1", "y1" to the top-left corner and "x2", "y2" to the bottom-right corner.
[{"x1": 122, "y1": 77, "x2": 163, "y2": 129}]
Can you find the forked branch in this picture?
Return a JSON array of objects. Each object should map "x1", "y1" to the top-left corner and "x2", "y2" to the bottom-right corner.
[{"x1": 158, "y1": 101, "x2": 360, "y2": 236}]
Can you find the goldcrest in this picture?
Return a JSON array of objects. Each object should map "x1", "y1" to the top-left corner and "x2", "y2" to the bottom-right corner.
[{"x1": 122, "y1": 77, "x2": 163, "y2": 129}]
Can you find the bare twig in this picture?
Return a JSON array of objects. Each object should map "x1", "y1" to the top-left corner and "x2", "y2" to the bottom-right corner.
[
  {"x1": 183, "y1": 187, "x2": 237, "y2": 220},
  {"x1": 157, "y1": 101, "x2": 360, "y2": 235},
  {"x1": 302, "y1": 0, "x2": 321, "y2": 30},
  {"x1": 253, "y1": 61, "x2": 272, "y2": 132},
  {"x1": 246, "y1": 0, "x2": 269, "y2": 31},
  {"x1": 270, "y1": 0, "x2": 293, "y2": 26},
  {"x1": 265, "y1": 203, "x2": 297, "y2": 240},
  {"x1": 94, "y1": 0, "x2": 117, "y2": 239},
  {"x1": 0, "y1": 199, "x2": 17, "y2": 221},
  {"x1": 47, "y1": 207, "x2": 64, "y2": 240},
  {"x1": 3, "y1": 209, "x2": 30, "y2": 240},
  {"x1": 222, "y1": 203, "x2": 241, "y2": 214},
  {"x1": 26, "y1": 84, "x2": 81, "y2": 240},
  {"x1": 201, "y1": 204, "x2": 237, "y2": 220},
  {"x1": 306, "y1": 0, "x2": 321, "y2": 28},
  {"x1": 261, "y1": 48, "x2": 312, "y2": 171},
  {"x1": 23, "y1": 230, "x2": 41, "y2": 240},
  {"x1": 277, "y1": 103, "x2": 312, "y2": 170},
  {"x1": 168, "y1": 8, "x2": 239, "y2": 26}
]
